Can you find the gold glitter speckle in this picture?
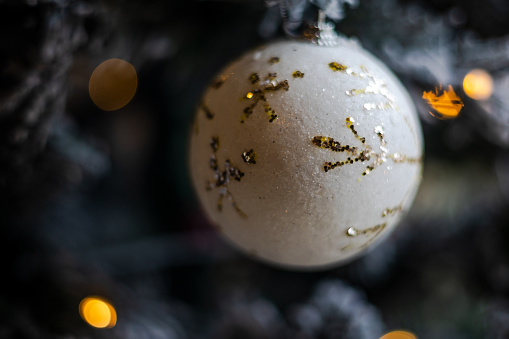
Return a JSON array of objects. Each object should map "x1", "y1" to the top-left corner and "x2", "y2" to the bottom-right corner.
[
  {"x1": 249, "y1": 73, "x2": 260, "y2": 84},
  {"x1": 268, "y1": 57, "x2": 280, "y2": 64},
  {"x1": 292, "y1": 70, "x2": 305, "y2": 78},
  {"x1": 241, "y1": 149, "x2": 257, "y2": 164},
  {"x1": 346, "y1": 89, "x2": 365, "y2": 96},
  {"x1": 329, "y1": 62, "x2": 347, "y2": 72}
]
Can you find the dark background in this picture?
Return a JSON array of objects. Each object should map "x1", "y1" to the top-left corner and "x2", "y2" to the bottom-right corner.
[{"x1": 1, "y1": 0, "x2": 509, "y2": 338}]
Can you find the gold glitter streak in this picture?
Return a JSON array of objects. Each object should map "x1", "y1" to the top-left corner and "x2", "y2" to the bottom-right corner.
[
  {"x1": 263, "y1": 102, "x2": 277, "y2": 122},
  {"x1": 311, "y1": 131, "x2": 369, "y2": 172},
  {"x1": 241, "y1": 73, "x2": 289, "y2": 123},
  {"x1": 312, "y1": 119, "x2": 421, "y2": 176},
  {"x1": 201, "y1": 102, "x2": 214, "y2": 120},
  {"x1": 312, "y1": 136, "x2": 358, "y2": 154},
  {"x1": 463, "y1": 69, "x2": 493, "y2": 101},
  {"x1": 362, "y1": 124, "x2": 385, "y2": 176},
  {"x1": 211, "y1": 76, "x2": 226, "y2": 89},
  {"x1": 346, "y1": 117, "x2": 366, "y2": 144},
  {"x1": 390, "y1": 153, "x2": 421, "y2": 164},
  {"x1": 346, "y1": 223, "x2": 387, "y2": 237},
  {"x1": 343, "y1": 205, "x2": 406, "y2": 252},
  {"x1": 422, "y1": 85, "x2": 464, "y2": 119},
  {"x1": 206, "y1": 136, "x2": 247, "y2": 218},
  {"x1": 382, "y1": 206, "x2": 402, "y2": 217},
  {"x1": 342, "y1": 222, "x2": 387, "y2": 252}
]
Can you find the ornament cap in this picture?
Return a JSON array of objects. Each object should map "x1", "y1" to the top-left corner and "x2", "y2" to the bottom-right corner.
[{"x1": 301, "y1": 10, "x2": 354, "y2": 47}]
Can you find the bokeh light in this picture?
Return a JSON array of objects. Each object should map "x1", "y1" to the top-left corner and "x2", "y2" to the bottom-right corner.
[
  {"x1": 422, "y1": 85, "x2": 464, "y2": 119},
  {"x1": 380, "y1": 330, "x2": 418, "y2": 339},
  {"x1": 463, "y1": 69, "x2": 493, "y2": 101},
  {"x1": 89, "y1": 58, "x2": 137, "y2": 111},
  {"x1": 79, "y1": 296, "x2": 117, "y2": 329}
]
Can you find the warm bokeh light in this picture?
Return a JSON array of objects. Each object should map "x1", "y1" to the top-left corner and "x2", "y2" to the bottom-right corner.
[
  {"x1": 380, "y1": 330, "x2": 418, "y2": 339},
  {"x1": 422, "y1": 85, "x2": 464, "y2": 119},
  {"x1": 89, "y1": 58, "x2": 137, "y2": 111},
  {"x1": 463, "y1": 69, "x2": 493, "y2": 100},
  {"x1": 79, "y1": 296, "x2": 117, "y2": 329},
  {"x1": 246, "y1": 92, "x2": 254, "y2": 99}
]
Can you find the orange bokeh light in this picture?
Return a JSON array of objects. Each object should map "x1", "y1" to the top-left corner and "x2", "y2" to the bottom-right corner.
[
  {"x1": 463, "y1": 69, "x2": 493, "y2": 101},
  {"x1": 79, "y1": 296, "x2": 117, "y2": 329},
  {"x1": 380, "y1": 330, "x2": 418, "y2": 339},
  {"x1": 422, "y1": 85, "x2": 464, "y2": 119},
  {"x1": 89, "y1": 58, "x2": 137, "y2": 111}
]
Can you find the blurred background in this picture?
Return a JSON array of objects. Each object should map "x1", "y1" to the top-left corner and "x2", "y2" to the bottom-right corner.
[{"x1": 1, "y1": 0, "x2": 509, "y2": 338}]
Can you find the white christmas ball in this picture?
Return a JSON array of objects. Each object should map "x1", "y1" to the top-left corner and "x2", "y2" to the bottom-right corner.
[{"x1": 189, "y1": 39, "x2": 423, "y2": 269}]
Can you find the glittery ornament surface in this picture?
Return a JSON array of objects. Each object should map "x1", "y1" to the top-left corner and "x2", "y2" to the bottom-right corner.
[{"x1": 189, "y1": 40, "x2": 423, "y2": 268}]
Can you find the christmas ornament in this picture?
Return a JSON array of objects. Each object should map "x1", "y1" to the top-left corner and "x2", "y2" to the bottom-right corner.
[{"x1": 189, "y1": 22, "x2": 423, "y2": 269}]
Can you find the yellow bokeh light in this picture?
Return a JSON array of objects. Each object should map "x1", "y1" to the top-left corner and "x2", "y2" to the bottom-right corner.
[
  {"x1": 380, "y1": 330, "x2": 418, "y2": 339},
  {"x1": 463, "y1": 69, "x2": 493, "y2": 100},
  {"x1": 246, "y1": 92, "x2": 254, "y2": 99},
  {"x1": 79, "y1": 296, "x2": 117, "y2": 329},
  {"x1": 89, "y1": 58, "x2": 137, "y2": 111},
  {"x1": 422, "y1": 85, "x2": 464, "y2": 119}
]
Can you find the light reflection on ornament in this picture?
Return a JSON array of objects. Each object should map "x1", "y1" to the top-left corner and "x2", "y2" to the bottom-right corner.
[
  {"x1": 89, "y1": 58, "x2": 137, "y2": 111},
  {"x1": 380, "y1": 330, "x2": 418, "y2": 339},
  {"x1": 79, "y1": 296, "x2": 117, "y2": 329},
  {"x1": 422, "y1": 85, "x2": 463, "y2": 119},
  {"x1": 463, "y1": 69, "x2": 493, "y2": 101}
]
